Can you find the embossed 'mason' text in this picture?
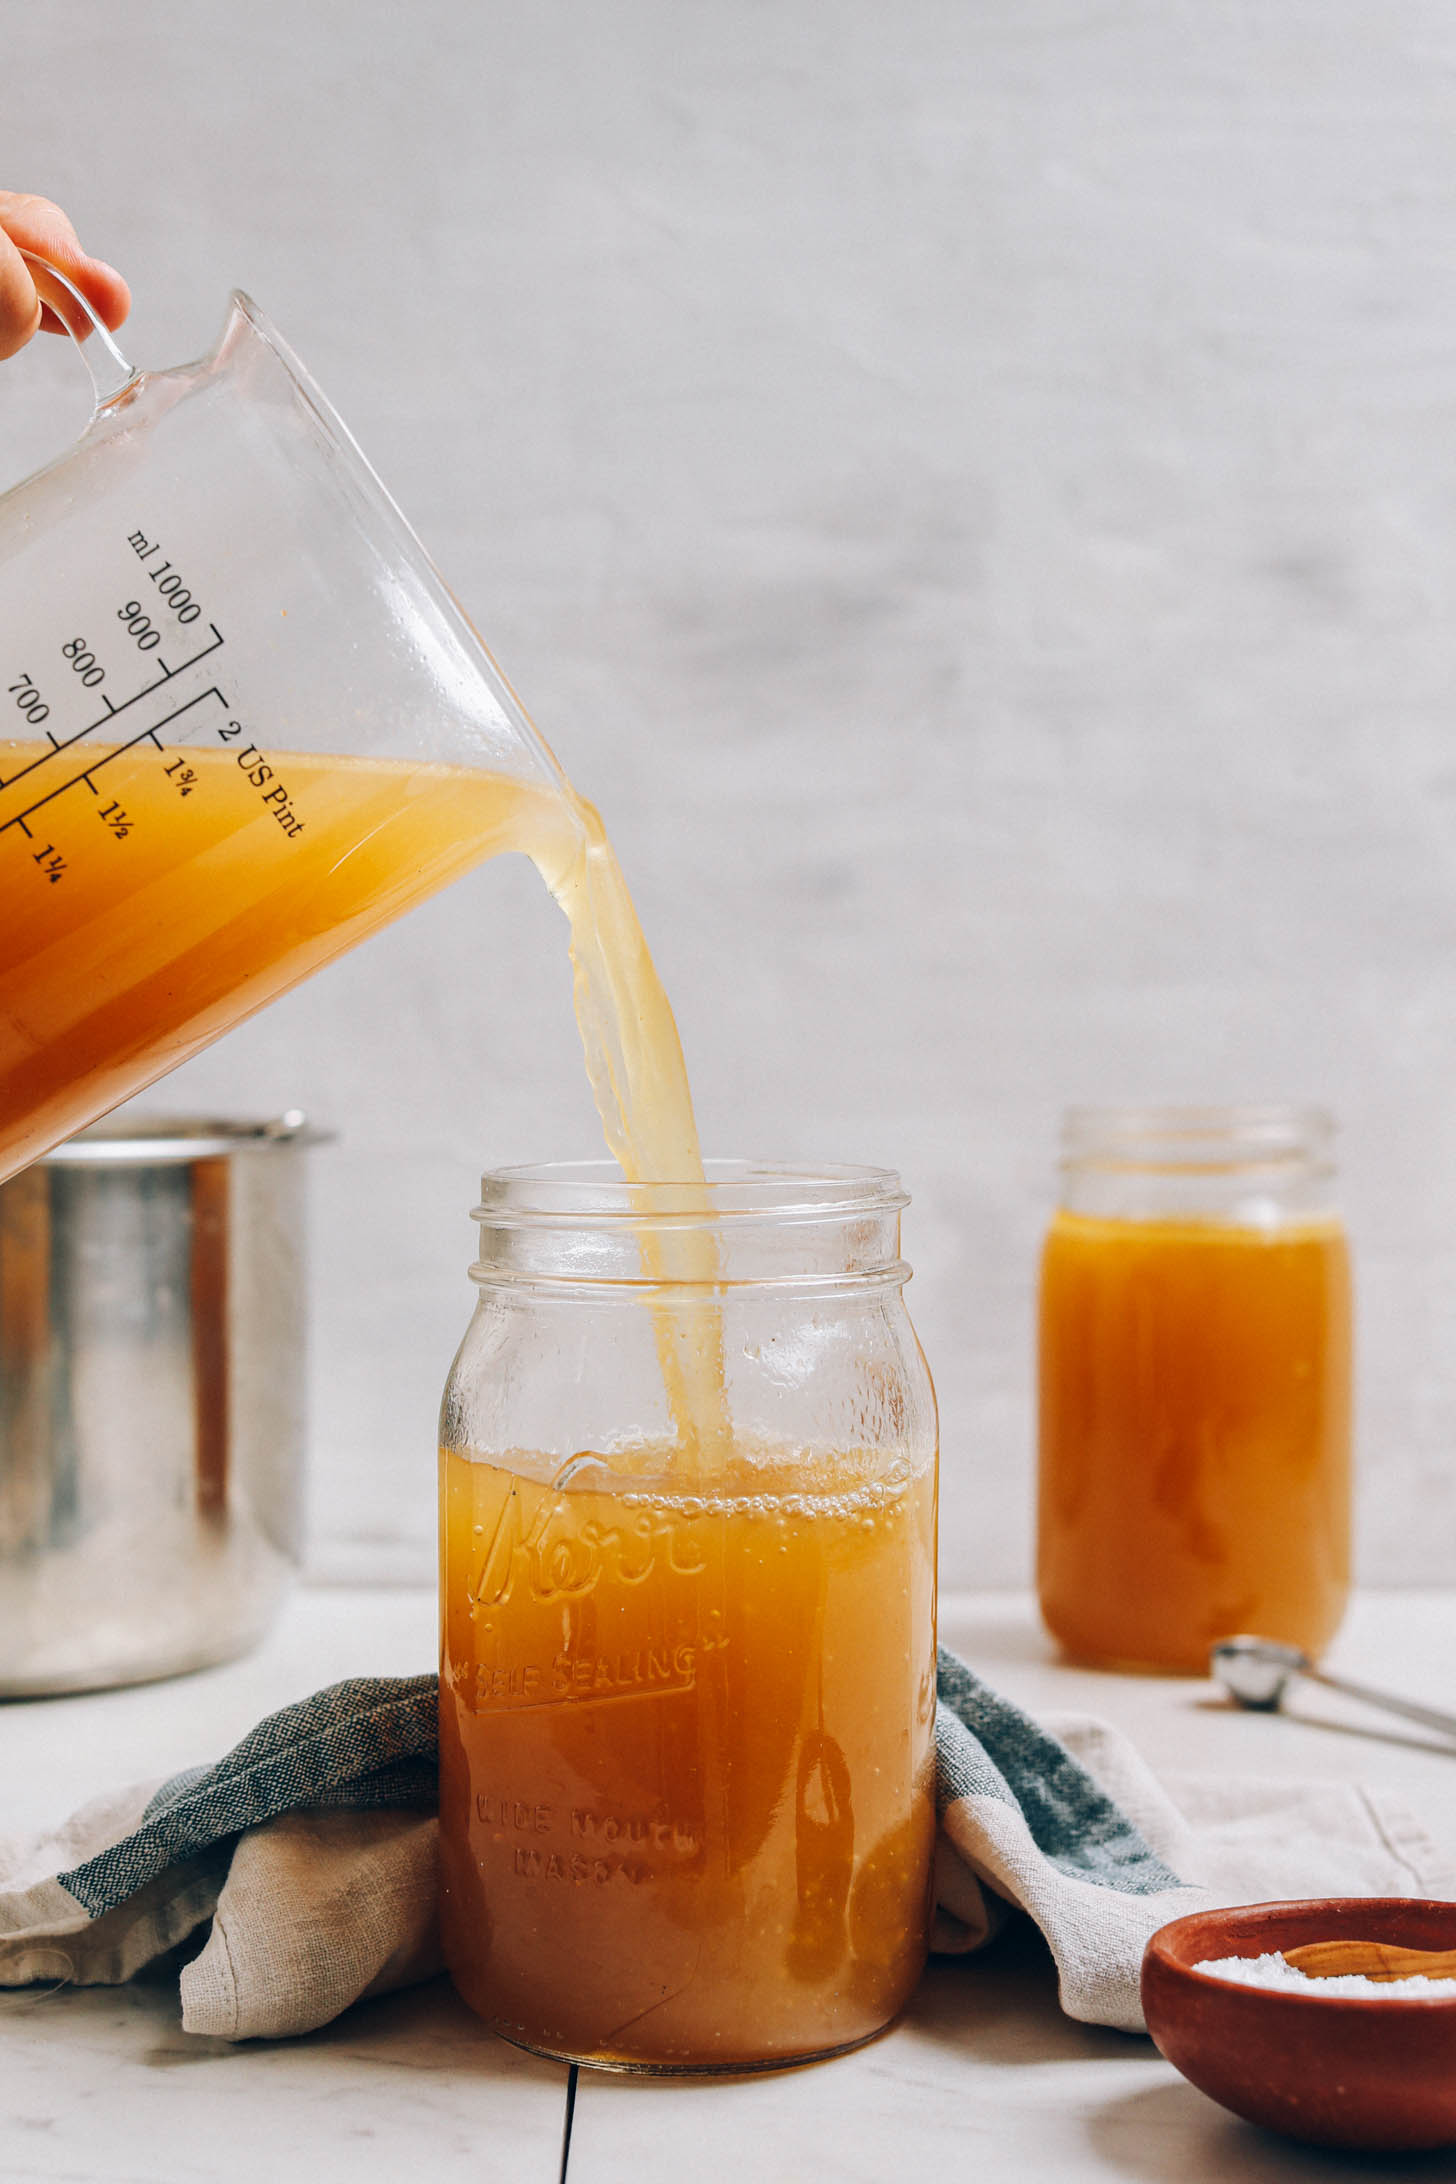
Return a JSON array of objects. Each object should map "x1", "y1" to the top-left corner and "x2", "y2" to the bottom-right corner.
[{"x1": 513, "y1": 1847, "x2": 655, "y2": 1885}]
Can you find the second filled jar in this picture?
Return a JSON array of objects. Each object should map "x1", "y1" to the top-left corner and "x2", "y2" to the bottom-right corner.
[
  {"x1": 438, "y1": 1161, "x2": 939, "y2": 2072},
  {"x1": 1036, "y1": 1106, "x2": 1352, "y2": 1675}
]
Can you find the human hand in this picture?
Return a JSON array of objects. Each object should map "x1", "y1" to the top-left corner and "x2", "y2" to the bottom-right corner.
[{"x1": 0, "y1": 193, "x2": 130, "y2": 362}]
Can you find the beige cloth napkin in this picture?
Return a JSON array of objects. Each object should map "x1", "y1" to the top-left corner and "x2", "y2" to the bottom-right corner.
[
  {"x1": 933, "y1": 1700, "x2": 1455, "y2": 2033},
  {"x1": 3, "y1": 1659, "x2": 1450, "y2": 2040}
]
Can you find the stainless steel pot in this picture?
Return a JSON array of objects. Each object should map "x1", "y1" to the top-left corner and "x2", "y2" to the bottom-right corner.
[{"x1": 0, "y1": 1112, "x2": 321, "y2": 1696}]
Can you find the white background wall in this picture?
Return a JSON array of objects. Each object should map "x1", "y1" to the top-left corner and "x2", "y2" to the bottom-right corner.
[{"x1": 5, "y1": 1, "x2": 1456, "y2": 1590}]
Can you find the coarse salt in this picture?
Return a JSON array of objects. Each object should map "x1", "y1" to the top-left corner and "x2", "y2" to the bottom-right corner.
[{"x1": 1194, "y1": 1952, "x2": 1455, "y2": 1999}]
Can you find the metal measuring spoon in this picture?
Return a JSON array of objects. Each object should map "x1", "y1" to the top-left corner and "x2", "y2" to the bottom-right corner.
[{"x1": 1211, "y1": 1635, "x2": 1456, "y2": 1743}]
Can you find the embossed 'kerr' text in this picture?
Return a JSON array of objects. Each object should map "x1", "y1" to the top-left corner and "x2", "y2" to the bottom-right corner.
[{"x1": 468, "y1": 1481, "x2": 706, "y2": 1608}]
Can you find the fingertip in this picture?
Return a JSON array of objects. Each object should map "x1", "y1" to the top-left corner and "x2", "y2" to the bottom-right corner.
[
  {"x1": 34, "y1": 258, "x2": 131, "y2": 342},
  {"x1": 0, "y1": 305, "x2": 42, "y2": 362},
  {"x1": 0, "y1": 231, "x2": 41, "y2": 360},
  {"x1": 0, "y1": 200, "x2": 130, "y2": 339},
  {"x1": 87, "y1": 260, "x2": 131, "y2": 333}
]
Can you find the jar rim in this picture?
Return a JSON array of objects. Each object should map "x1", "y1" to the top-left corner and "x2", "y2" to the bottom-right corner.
[
  {"x1": 1060, "y1": 1104, "x2": 1335, "y2": 1173},
  {"x1": 473, "y1": 1159, "x2": 909, "y2": 1230}
]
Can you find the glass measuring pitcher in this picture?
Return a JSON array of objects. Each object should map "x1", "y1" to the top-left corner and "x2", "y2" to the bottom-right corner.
[{"x1": 0, "y1": 259, "x2": 582, "y2": 1185}]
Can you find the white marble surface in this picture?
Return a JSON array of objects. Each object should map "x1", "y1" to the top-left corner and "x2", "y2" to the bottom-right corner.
[
  {"x1": 4, "y1": 1585, "x2": 1456, "y2": 2181},
  {"x1": 9, "y1": 6, "x2": 1456, "y2": 1591},
  {"x1": 0, "y1": 1980, "x2": 566, "y2": 2184}
]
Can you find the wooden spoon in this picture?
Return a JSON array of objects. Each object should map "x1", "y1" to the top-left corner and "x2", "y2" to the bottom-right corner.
[{"x1": 1284, "y1": 1940, "x2": 1456, "y2": 1982}]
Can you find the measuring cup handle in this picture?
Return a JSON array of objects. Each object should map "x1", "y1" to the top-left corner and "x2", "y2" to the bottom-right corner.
[{"x1": 17, "y1": 249, "x2": 139, "y2": 408}]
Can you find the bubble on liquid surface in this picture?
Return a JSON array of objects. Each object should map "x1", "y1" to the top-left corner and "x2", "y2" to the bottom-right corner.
[{"x1": 619, "y1": 1473, "x2": 922, "y2": 1527}]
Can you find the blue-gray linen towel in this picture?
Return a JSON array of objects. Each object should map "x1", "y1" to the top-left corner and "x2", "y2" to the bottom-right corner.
[{"x1": 1, "y1": 1649, "x2": 1447, "y2": 2040}]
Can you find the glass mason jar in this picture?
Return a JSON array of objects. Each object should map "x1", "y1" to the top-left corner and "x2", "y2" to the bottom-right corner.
[
  {"x1": 438, "y1": 1161, "x2": 938, "y2": 2074},
  {"x1": 1036, "y1": 1107, "x2": 1352, "y2": 1675}
]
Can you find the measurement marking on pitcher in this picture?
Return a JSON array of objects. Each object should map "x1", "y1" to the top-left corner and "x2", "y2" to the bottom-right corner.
[
  {"x1": 0, "y1": 687, "x2": 230, "y2": 837},
  {"x1": 0, "y1": 622, "x2": 225, "y2": 793}
]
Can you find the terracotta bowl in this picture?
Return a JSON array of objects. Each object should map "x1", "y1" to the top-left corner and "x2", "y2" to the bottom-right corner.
[{"x1": 1142, "y1": 1899, "x2": 1456, "y2": 2152}]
